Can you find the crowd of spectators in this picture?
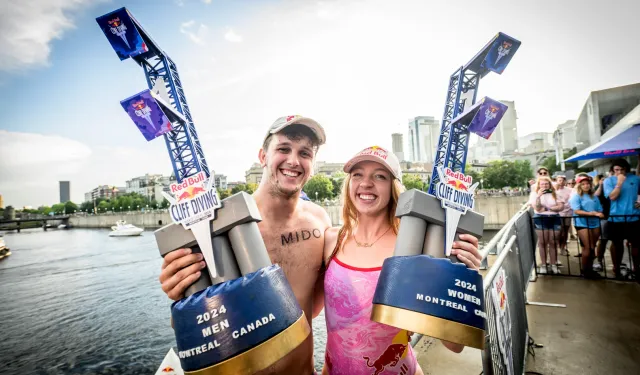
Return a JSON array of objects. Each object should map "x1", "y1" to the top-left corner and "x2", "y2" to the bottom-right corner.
[{"x1": 527, "y1": 158, "x2": 640, "y2": 281}]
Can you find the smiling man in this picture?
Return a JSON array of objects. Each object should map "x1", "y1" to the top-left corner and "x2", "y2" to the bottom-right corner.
[{"x1": 159, "y1": 115, "x2": 333, "y2": 375}]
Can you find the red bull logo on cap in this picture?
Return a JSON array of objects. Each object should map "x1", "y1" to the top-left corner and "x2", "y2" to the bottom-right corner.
[{"x1": 358, "y1": 145, "x2": 389, "y2": 160}]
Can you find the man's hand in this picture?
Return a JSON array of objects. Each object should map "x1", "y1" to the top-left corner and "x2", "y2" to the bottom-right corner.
[
  {"x1": 451, "y1": 234, "x2": 481, "y2": 270},
  {"x1": 617, "y1": 173, "x2": 626, "y2": 186},
  {"x1": 159, "y1": 248, "x2": 206, "y2": 301}
]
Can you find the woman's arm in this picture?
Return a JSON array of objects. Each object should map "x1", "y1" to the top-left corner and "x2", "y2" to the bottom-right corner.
[{"x1": 312, "y1": 227, "x2": 340, "y2": 319}]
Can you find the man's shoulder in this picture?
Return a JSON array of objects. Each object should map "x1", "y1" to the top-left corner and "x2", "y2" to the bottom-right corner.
[{"x1": 298, "y1": 200, "x2": 332, "y2": 227}]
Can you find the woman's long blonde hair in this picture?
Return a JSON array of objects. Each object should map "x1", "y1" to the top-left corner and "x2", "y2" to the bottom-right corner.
[
  {"x1": 536, "y1": 176, "x2": 557, "y2": 200},
  {"x1": 326, "y1": 174, "x2": 405, "y2": 265}
]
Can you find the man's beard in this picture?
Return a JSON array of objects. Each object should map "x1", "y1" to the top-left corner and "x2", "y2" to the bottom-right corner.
[{"x1": 267, "y1": 172, "x2": 303, "y2": 199}]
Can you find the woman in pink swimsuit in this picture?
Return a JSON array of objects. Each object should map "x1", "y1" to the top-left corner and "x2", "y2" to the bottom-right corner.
[{"x1": 318, "y1": 146, "x2": 482, "y2": 375}]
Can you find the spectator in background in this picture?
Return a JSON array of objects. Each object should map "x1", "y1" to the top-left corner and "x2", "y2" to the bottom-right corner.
[
  {"x1": 593, "y1": 170, "x2": 612, "y2": 272},
  {"x1": 569, "y1": 174, "x2": 604, "y2": 279},
  {"x1": 528, "y1": 167, "x2": 550, "y2": 189},
  {"x1": 603, "y1": 158, "x2": 640, "y2": 281},
  {"x1": 529, "y1": 176, "x2": 564, "y2": 274},
  {"x1": 554, "y1": 175, "x2": 573, "y2": 258}
]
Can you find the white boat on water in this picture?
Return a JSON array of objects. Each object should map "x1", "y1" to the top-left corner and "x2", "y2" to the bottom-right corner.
[
  {"x1": 0, "y1": 235, "x2": 10, "y2": 260},
  {"x1": 109, "y1": 220, "x2": 144, "y2": 237}
]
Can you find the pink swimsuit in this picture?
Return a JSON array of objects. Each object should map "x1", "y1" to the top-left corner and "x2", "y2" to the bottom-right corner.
[{"x1": 324, "y1": 257, "x2": 418, "y2": 375}]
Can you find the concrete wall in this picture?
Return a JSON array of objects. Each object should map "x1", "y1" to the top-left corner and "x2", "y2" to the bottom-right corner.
[
  {"x1": 69, "y1": 212, "x2": 170, "y2": 229},
  {"x1": 70, "y1": 195, "x2": 526, "y2": 230}
]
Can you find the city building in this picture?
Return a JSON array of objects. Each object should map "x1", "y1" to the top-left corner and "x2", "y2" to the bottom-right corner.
[
  {"x1": 214, "y1": 173, "x2": 228, "y2": 190},
  {"x1": 245, "y1": 163, "x2": 263, "y2": 185},
  {"x1": 125, "y1": 173, "x2": 171, "y2": 202},
  {"x1": 573, "y1": 82, "x2": 640, "y2": 171},
  {"x1": 399, "y1": 161, "x2": 433, "y2": 183},
  {"x1": 315, "y1": 161, "x2": 345, "y2": 177},
  {"x1": 518, "y1": 132, "x2": 554, "y2": 154},
  {"x1": 59, "y1": 181, "x2": 70, "y2": 203},
  {"x1": 407, "y1": 116, "x2": 440, "y2": 163},
  {"x1": 85, "y1": 185, "x2": 123, "y2": 202},
  {"x1": 554, "y1": 120, "x2": 577, "y2": 150},
  {"x1": 470, "y1": 140, "x2": 501, "y2": 163},
  {"x1": 391, "y1": 133, "x2": 405, "y2": 162}
]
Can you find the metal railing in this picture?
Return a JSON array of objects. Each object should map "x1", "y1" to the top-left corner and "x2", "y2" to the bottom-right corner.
[{"x1": 480, "y1": 205, "x2": 536, "y2": 375}]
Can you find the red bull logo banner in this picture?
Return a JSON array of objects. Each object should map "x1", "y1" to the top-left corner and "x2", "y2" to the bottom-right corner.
[
  {"x1": 482, "y1": 33, "x2": 521, "y2": 75},
  {"x1": 163, "y1": 172, "x2": 222, "y2": 277},
  {"x1": 467, "y1": 98, "x2": 508, "y2": 140},
  {"x1": 121, "y1": 90, "x2": 173, "y2": 141},
  {"x1": 490, "y1": 268, "x2": 515, "y2": 374},
  {"x1": 96, "y1": 7, "x2": 149, "y2": 61},
  {"x1": 434, "y1": 167, "x2": 479, "y2": 256}
]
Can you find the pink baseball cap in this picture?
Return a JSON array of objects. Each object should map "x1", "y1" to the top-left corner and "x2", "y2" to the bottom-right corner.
[
  {"x1": 264, "y1": 115, "x2": 326, "y2": 145},
  {"x1": 343, "y1": 146, "x2": 402, "y2": 180}
]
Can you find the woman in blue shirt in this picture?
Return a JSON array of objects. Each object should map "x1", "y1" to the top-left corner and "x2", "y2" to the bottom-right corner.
[{"x1": 569, "y1": 174, "x2": 604, "y2": 279}]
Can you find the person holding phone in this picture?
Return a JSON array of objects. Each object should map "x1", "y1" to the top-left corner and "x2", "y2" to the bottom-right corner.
[{"x1": 529, "y1": 176, "x2": 564, "y2": 274}]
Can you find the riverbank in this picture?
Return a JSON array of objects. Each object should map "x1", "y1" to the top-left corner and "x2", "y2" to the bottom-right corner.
[{"x1": 69, "y1": 195, "x2": 527, "y2": 230}]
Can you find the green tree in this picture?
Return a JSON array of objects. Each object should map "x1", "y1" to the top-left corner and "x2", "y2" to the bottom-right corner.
[
  {"x1": 402, "y1": 174, "x2": 425, "y2": 191},
  {"x1": 80, "y1": 201, "x2": 93, "y2": 213},
  {"x1": 160, "y1": 198, "x2": 170, "y2": 209},
  {"x1": 465, "y1": 164, "x2": 482, "y2": 185},
  {"x1": 64, "y1": 201, "x2": 78, "y2": 214},
  {"x1": 97, "y1": 200, "x2": 111, "y2": 213},
  {"x1": 51, "y1": 203, "x2": 65, "y2": 215},
  {"x1": 331, "y1": 171, "x2": 347, "y2": 197},
  {"x1": 38, "y1": 206, "x2": 52, "y2": 215},
  {"x1": 482, "y1": 160, "x2": 533, "y2": 189},
  {"x1": 231, "y1": 183, "x2": 258, "y2": 195},
  {"x1": 217, "y1": 188, "x2": 231, "y2": 200},
  {"x1": 303, "y1": 175, "x2": 334, "y2": 200}
]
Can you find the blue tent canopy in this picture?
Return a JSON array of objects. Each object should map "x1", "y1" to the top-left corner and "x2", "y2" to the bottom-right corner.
[{"x1": 565, "y1": 124, "x2": 640, "y2": 162}]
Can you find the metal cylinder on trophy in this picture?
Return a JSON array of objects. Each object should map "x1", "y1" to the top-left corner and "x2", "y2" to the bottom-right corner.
[
  {"x1": 97, "y1": 7, "x2": 310, "y2": 374},
  {"x1": 370, "y1": 33, "x2": 521, "y2": 349}
]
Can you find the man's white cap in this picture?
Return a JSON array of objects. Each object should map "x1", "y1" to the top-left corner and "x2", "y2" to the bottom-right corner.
[
  {"x1": 264, "y1": 115, "x2": 326, "y2": 145},
  {"x1": 343, "y1": 146, "x2": 402, "y2": 180}
]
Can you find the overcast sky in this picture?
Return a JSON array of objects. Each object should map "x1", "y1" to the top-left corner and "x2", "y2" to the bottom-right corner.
[{"x1": 1, "y1": 0, "x2": 639, "y2": 208}]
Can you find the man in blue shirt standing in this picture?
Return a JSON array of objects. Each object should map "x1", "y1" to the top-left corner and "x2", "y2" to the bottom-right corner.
[{"x1": 603, "y1": 158, "x2": 640, "y2": 280}]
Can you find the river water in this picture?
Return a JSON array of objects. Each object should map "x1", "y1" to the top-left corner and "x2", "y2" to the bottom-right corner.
[
  {"x1": 0, "y1": 228, "x2": 328, "y2": 375},
  {"x1": 0, "y1": 228, "x2": 496, "y2": 374}
]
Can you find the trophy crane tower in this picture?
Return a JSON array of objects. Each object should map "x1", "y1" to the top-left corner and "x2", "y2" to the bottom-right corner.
[
  {"x1": 428, "y1": 33, "x2": 521, "y2": 195},
  {"x1": 97, "y1": 7, "x2": 209, "y2": 183}
]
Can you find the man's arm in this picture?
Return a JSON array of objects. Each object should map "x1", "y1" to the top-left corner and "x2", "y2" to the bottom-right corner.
[
  {"x1": 607, "y1": 175, "x2": 625, "y2": 201},
  {"x1": 311, "y1": 207, "x2": 335, "y2": 319}
]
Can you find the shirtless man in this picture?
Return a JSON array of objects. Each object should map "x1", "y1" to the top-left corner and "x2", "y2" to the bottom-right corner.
[{"x1": 159, "y1": 115, "x2": 332, "y2": 375}]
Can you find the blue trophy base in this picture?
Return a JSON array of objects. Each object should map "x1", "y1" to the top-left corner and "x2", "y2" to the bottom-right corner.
[
  {"x1": 371, "y1": 255, "x2": 486, "y2": 349},
  {"x1": 171, "y1": 264, "x2": 310, "y2": 374}
]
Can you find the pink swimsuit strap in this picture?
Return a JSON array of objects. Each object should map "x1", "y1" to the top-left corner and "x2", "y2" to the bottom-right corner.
[{"x1": 323, "y1": 257, "x2": 417, "y2": 375}]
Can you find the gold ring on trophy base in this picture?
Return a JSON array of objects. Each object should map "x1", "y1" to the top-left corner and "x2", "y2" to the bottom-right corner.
[
  {"x1": 371, "y1": 304, "x2": 485, "y2": 350},
  {"x1": 186, "y1": 312, "x2": 311, "y2": 375}
]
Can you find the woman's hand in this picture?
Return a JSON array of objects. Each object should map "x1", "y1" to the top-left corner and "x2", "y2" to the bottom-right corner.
[
  {"x1": 596, "y1": 212, "x2": 605, "y2": 219},
  {"x1": 452, "y1": 234, "x2": 481, "y2": 270}
]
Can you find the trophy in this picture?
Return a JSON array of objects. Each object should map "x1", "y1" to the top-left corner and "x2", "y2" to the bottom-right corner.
[
  {"x1": 370, "y1": 33, "x2": 520, "y2": 350},
  {"x1": 97, "y1": 8, "x2": 310, "y2": 374}
]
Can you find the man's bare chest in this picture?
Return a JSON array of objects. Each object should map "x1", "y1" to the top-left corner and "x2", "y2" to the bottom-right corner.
[{"x1": 259, "y1": 220, "x2": 325, "y2": 272}]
